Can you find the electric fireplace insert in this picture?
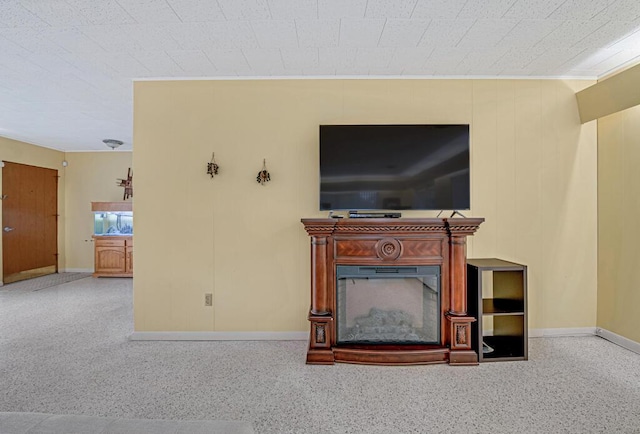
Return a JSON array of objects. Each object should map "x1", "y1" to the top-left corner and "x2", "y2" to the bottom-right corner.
[{"x1": 336, "y1": 265, "x2": 440, "y2": 345}]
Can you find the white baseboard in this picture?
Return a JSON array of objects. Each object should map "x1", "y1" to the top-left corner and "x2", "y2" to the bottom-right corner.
[
  {"x1": 129, "y1": 331, "x2": 308, "y2": 341},
  {"x1": 60, "y1": 268, "x2": 93, "y2": 273},
  {"x1": 596, "y1": 328, "x2": 640, "y2": 355},
  {"x1": 128, "y1": 328, "x2": 640, "y2": 353},
  {"x1": 528, "y1": 327, "x2": 597, "y2": 338},
  {"x1": 133, "y1": 329, "x2": 597, "y2": 341}
]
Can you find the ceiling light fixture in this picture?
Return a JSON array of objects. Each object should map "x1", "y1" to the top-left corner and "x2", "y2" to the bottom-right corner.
[{"x1": 103, "y1": 139, "x2": 123, "y2": 150}]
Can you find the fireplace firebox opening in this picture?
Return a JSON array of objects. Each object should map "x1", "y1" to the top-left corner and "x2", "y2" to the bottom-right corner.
[{"x1": 336, "y1": 265, "x2": 440, "y2": 345}]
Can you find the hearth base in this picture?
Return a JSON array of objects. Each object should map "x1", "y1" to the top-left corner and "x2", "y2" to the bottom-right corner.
[
  {"x1": 306, "y1": 346, "x2": 479, "y2": 366},
  {"x1": 333, "y1": 346, "x2": 449, "y2": 365}
]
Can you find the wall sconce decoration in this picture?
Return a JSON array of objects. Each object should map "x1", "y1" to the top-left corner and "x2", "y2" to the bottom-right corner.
[
  {"x1": 207, "y1": 152, "x2": 220, "y2": 178},
  {"x1": 256, "y1": 159, "x2": 271, "y2": 186},
  {"x1": 117, "y1": 168, "x2": 133, "y2": 200}
]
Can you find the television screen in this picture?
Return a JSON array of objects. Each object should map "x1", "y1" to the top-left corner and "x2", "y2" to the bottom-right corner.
[{"x1": 319, "y1": 124, "x2": 470, "y2": 211}]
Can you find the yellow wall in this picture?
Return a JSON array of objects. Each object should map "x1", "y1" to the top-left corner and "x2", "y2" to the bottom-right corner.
[
  {"x1": 597, "y1": 104, "x2": 640, "y2": 343},
  {"x1": 0, "y1": 137, "x2": 66, "y2": 283},
  {"x1": 133, "y1": 79, "x2": 598, "y2": 333},
  {"x1": 576, "y1": 62, "x2": 640, "y2": 123},
  {"x1": 64, "y1": 152, "x2": 133, "y2": 270}
]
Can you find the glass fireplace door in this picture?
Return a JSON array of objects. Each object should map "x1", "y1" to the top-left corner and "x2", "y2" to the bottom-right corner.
[{"x1": 336, "y1": 265, "x2": 440, "y2": 345}]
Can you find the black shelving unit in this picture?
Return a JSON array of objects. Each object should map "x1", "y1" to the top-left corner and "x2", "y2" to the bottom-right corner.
[{"x1": 467, "y1": 258, "x2": 528, "y2": 362}]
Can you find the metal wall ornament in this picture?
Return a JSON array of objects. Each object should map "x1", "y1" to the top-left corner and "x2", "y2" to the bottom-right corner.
[
  {"x1": 256, "y1": 158, "x2": 271, "y2": 186},
  {"x1": 207, "y1": 152, "x2": 220, "y2": 178},
  {"x1": 117, "y1": 168, "x2": 133, "y2": 200}
]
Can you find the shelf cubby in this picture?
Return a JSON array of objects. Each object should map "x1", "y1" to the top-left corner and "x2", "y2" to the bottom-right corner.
[{"x1": 467, "y1": 258, "x2": 528, "y2": 362}]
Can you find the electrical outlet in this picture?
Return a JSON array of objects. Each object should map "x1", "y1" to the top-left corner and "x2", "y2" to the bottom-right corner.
[{"x1": 204, "y1": 293, "x2": 213, "y2": 307}]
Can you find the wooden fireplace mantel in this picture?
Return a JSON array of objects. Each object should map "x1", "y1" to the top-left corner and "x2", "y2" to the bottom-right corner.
[{"x1": 301, "y1": 217, "x2": 484, "y2": 366}]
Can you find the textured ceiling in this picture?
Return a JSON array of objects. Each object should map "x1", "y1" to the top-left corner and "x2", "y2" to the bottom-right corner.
[{"x1": 1, "y1": 0, "x2": 640, "y2": 151}]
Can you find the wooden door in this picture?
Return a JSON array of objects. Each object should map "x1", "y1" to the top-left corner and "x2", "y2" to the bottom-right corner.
[{"x1": 2, "y1": 161, "x2": 58, "y2": 283}]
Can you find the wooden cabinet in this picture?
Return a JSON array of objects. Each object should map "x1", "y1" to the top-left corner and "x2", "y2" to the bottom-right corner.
[
  {"x1": 467, "y1": 258, "x2": 527, "y2": 362},
  {"x1": 93, "y1": 236, "x2": 133, "y2": 277},
  {"x1": 125, "y1": 245, "x2": 133, "y2": 274},
  {"x1": 91, "y1": 201, "x2": 133, "y2": 278}
]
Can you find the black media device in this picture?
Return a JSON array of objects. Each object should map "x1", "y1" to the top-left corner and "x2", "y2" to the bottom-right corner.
[
  {"x1": 348, "y1": 211, "x2": 402, "y2": 218},
  {"x1": 319, "y1": 124, "x2": 470, "y2": 212}
]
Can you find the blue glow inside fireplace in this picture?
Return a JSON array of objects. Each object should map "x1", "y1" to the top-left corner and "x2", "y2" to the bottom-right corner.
[{"x1": 336, "y1": 265, "x2": 440, "y2": 345}]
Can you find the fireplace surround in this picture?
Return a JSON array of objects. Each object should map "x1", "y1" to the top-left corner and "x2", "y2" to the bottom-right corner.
[{"x1": 301, "y1": 217, "x2": 483, "y2": 366}]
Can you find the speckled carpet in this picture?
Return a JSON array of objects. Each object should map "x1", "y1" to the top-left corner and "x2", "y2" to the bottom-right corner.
[
  {"x1": 0, "y1": 277, "x2": 639, "y2": 433},
  {"x1": 0, "y1": 412, "x2": 254, "y2": 433},
  {"x1": 0, "y1": 272, "x2": 91, "y2": 292}
]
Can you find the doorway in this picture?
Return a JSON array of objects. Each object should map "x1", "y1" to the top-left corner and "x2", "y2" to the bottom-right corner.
[{"x1": 2, "y1": 161, "x2": 58, "y2": 284}]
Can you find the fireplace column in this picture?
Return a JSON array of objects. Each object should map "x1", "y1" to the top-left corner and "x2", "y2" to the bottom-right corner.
[
  {"x1": 303, "y1": 221, "x2": 336, "y2": 364},
  {"x1": 445, "y1": 219, "x2": 479, "y2": 365}
]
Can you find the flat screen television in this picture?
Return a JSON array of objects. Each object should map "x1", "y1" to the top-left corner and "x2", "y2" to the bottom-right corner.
[{"x1": 319, "y1": 124, "x2": 470, "y2": 211}]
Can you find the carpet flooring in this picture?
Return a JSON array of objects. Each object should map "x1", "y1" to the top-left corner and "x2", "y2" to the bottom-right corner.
[
  {"x1": 0, "y1": 412, "x2": 254, "y2": 433},
  {"x1": 0, "y1": 272, "x2": 91, "y2": 293},
  {"x1": 0, "y1": 277, "x2": 639, "y2": 433}
]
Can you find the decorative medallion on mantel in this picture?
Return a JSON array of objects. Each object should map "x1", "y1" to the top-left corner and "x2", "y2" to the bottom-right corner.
[{"x1": 375, "y1": 237, "x2": 402, "y2": 260}]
